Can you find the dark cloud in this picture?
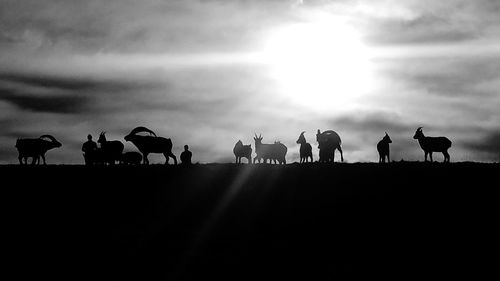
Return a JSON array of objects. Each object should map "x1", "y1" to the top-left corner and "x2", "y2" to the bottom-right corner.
[
  {"x1": 0, "y1": 72, "x2": 150, "y2": 92},
  {"x1": 0, "y1": 71, "x2": 163, "y2": 114},
  {"x1": 463, "y1": 131, "x2": 500, "y2": 159},
  {"x1": 381, "y1": 57, "x2": 500, "y2": 98},
  {"x1": 366, "y1": 15, "x2": 479, "y2": 46},
  {"x1": 0, "y1": 89, "x2": 87, "y2": 114},
  {"x1": 329, "y1": 111, "x2": 412, "y2": 134}
]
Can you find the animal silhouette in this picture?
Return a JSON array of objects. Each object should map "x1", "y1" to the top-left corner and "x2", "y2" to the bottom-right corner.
[
  {"x1": 316, "y1": 129, "x2": 343, "y2": 163},
  {"x1": 413, "y1": 127, "x2": 452, "y2": 162},
  {"x1": 124, "y1": 126, "x2": 177, "y2": 165},
  {"x1": 233, "y1": 140, "x2": 252, "y2": 164},
  {"x1": 296, "y1": 131, "x2": 313, "y2": 163},
  {"x1": 253, "y1": 134, "x2": 287, "y2": 164},
  {"x1": 97, "y1": 132, "x2": 124, "y2": 165},
  {"x1": 180, "y1": 145, "x2": 192, "y2": 165},
  {"x1": 15, "y1": 135, "x2": 62, "y2": 165},
  {"x1": 120, "y1": 151, "x2": 142, "y2": 165},
  {"x1": 377, "y1": 132, "x2": 392, "y2": 163}
]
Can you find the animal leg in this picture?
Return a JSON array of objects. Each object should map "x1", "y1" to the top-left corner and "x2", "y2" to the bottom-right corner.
[
  {"x1": 429, "y1": 152, "x2": 433, "y2": 162},
  {"x1": 41, "y1": 154, "x2": 46, "y2": 165},
  {"x1": 387, "y1": 151, "x2": 390, "y2": 163},
  {"x1": 143, "y1": 153, "x2": 149, "y2": 165},
  {"x1": 338, "y1": 146, "x2": 344, "y2": 162},
  {"x1": 443, "y1": 151, "x2": 450, "y2": 163},
  {"x1": 424, "y1": 152, "x2": 428, "y2": 162}
]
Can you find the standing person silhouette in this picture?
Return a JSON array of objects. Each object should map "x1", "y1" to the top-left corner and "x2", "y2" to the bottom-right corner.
[
  {"x1": 82, "y1": 134, "x2": 98, "y2": 165},
  {"x1": 180, "y1": 145, "x2": 192, "y2": 165}
]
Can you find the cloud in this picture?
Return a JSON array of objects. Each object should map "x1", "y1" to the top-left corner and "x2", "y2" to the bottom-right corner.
[
  {"x1": 463, "y1": 131, "x2": 500, "y2": 160},
  {"x1": 0, "y1": 0, "x2": 499, "y2": 163},
  {"x1": 0, "y1": 89, "x2": 88, "y2": 114}
]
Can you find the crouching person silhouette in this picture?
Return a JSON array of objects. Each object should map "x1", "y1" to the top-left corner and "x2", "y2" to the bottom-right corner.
[
  {"x1": 82, "y1": 134, "x2": 98, "y2": 165},
  {"x1": 180, "y1": 145, "x2": 192, "y2": 165}
]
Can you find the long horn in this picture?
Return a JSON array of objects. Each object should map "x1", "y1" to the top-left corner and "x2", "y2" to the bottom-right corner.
[
  {"x1": 417, "y1": 127, "x2": 423, "y2": 131},
  {"x1": 39, "y1": 135, "x2": 57, "y2": 143},
  {"x1": 128, "y1": 126, "x2": 157, "y2": 137},
  {"x1": 301, "y1": 131, "x2": 306, "y2": 135}
]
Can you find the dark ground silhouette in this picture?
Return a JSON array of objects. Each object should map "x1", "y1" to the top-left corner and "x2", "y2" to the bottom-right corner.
[{"x1": 2, "y1": 162, "x2": 497, "y2": 280}]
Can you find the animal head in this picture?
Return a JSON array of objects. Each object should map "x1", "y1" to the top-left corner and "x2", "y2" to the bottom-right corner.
[
  {"x1": 98, "y1": 132, "x2": 106, "y2": 144},
  {"x1": 413, "y1": 127, "x2": 424, "y2": 140},
  {"x1": 39, "y1": 135, "x2": 62, "y2": 148},
  {"x1": 125, "y1": 126, "x2": 157, "y2": 142},
  {"x1": 383, "y1": 132, "x2": 392, "y2": 143},
  {"x1": 253, "y1": 134, "x2": 263, "y2": 145},
  {"x1": 297, "y1": 131, "x2": 306, "y2": 144}
]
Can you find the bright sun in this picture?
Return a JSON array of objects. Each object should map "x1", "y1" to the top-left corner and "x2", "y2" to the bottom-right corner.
[{"x1": 261, "y1": 19, "x2": 373, "y2": 111}]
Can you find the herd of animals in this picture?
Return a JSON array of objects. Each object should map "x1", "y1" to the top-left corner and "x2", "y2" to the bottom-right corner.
[{"x1": 13, "y1": 126, "x2": 452, "y2": 165}]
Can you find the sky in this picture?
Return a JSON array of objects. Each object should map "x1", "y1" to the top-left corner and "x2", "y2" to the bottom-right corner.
[{"x1": 1, "y1": 0, "x2": 499, "y2": 164}]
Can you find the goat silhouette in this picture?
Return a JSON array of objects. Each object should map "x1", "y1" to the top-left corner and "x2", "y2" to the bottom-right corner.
[
  {"x1": 16, "y1": 135, "x2": 62, "y2": 165},
  {"x1": 233, "y1": 140, "x2": 252, "y2": 164},
  {"x1": 377, "y1": 132, "x2": 392, "y2": 163},
  {"x1": 296, "y1": 131, "x2": 313, "y2": 163},
  {"x1": 97, "y1": 132, "x2": 124, "y2": 165},
  {"x1": 413, "y1": 127, "x2": 452, "y2": 162},
  {"x1": 124, "y1": 126, "x2": 177, "y2": 165},
  {"x1": 316, "y1": 129, "x2": 343, "y2": 163},
  {"x1": 253, "y1": 134, "x2": 287, "y2": 164}
]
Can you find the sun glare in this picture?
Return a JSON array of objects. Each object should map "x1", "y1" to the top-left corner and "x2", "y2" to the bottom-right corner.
[{"x1": 261, "y1": 19, "x2": 373, "y2": 111}]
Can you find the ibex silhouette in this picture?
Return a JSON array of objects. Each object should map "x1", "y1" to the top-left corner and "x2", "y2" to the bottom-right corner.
[
  {"x1": 296, "y1": 131, "x2": 313, "y2": 163},
  {"x1": 16, "y1": 135, "x2": 62, "y2": 165},
  {"x1": 413, "y1": 127, "x2": 452, "y2": 162},
  {"x1": 377, "y1": 132, "x2": 392, "y2": 163}
]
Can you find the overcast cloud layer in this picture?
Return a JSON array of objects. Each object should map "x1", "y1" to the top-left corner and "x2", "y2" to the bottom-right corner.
[{"x1": 1, "y1": 0, "x2": 499, "y2": 163}]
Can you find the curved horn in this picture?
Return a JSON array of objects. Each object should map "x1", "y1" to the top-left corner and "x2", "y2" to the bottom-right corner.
[
  {"x1": 417, "y1": 127, "x2": 423, "y2": 131},
  {"x1": 39, "y1": 135, "x2": 58, "y2": 143},
  {"x1": 301, "y1": 131, "x2": 306, "y2": 135},
  {"x1": 128, "y1": 126, "x2": 157, "y2": 137}
]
